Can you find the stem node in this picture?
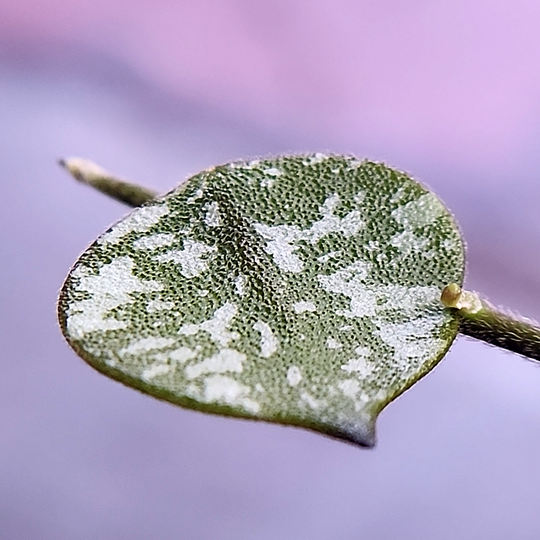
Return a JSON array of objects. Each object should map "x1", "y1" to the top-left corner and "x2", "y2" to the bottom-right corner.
[{"x1": 441, "y1": 284, "x2": 540, "y2": 362}]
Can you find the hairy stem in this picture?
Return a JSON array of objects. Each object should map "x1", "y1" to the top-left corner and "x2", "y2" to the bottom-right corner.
[
  {"x1": 59, "y1": 157, "x2": 157, "y2": 207},
  {"x1": 442, "y1": 283, "x2": 540, "y2": 361}
]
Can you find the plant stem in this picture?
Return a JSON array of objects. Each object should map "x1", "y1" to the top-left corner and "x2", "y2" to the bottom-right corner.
[
  {"x1": 59, "y1": 157, "x2": 157, "y2": 207},
  {"x1": 441, "y1": 283, "x2": 540, "y2": 361}
]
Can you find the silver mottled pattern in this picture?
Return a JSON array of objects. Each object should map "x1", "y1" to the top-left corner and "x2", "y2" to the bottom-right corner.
[{"x1": 58, "y1": 154, "x2": 464, "y2": 447}]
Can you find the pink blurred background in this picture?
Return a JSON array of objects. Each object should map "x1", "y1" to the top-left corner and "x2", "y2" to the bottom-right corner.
[{"x1": 3, "y1": 1, "x2": 540, "y2": 538}]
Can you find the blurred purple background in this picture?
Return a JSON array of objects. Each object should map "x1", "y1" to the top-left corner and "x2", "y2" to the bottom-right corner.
[{"x1": 3, "y1": 1, "x2": 540, "y2": 538}]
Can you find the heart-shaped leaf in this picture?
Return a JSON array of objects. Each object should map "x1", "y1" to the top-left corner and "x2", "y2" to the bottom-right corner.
[{"x1": 58, "y1": 154, "x2": 464, "y2": 447}]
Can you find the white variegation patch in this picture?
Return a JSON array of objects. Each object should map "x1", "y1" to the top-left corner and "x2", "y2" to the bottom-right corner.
[
  {"x1": 152, "y1": 347, "x2": 197, "y2": 364},
  {"x1": 319, "y1": 262, "x2": 441, "y2": 322},
  {"x1": 186, "y1": 189, "x2": 203, "y2": 204},
  {"x1": 338, "y1": 379, "x2": 360, "y2": 399},
  {"x1": 317, "y1": 250, "x2": 341, "y2": 263},
  {"x1": 168, "y1": 347, "x2": 197, "y2": 363},
  {"x1": 287, "y1": 366, "x2": 302, "y2": 387},
  {"x1": 120, "y1": 336, "x2": 176, "y2": 356},
  {"x1": 234, "y1": 274, "x2": 246, "y2": 296},
  {"x1": 100, "y1": 205, "x2": 169, "y2": 245},
  {"x1": 254, "y1": 194, "x2": 364, "y2": 273},
  {"x1": 66, "y1": 257, "x2": 162, "y2": 339},
  {"x1": 185, "y1": 348, "x2": 246, "y2": 379},
  {"x1": 326, "y1": 338, "x2": 342, "y2": 350},
  {"x1": 261, "y1": 167, "x2": 281, "y2": 188},
  {"x1": 180, "y1": 303, "x2": 239, "y2": 346},
  {"x1": 354, "y1": 191, "x2": 365, "y2": 204},
  {"x1": 300, "y1": 391, "x2": 323, "y2": 410},
  {"x1": 147, "y1": 299, "x2": 175, "y2": 312},
  {"x1": 252, "y1": 223, "x2": 304, "y2": 273},
  {"x1": 341, "y1": 347, "x2": 373, "y2": 376},
  {"x1": 142, "y1": 363, "x2": 172, "y2": 381},
  {"x1": 155, "y1": 239, "x2": 216, "y2": 278},
  {"x1": 293, "y1": 301, "x2": 317, "y2": 314},
  {"x1": 390, "y1": 230, "x2": 429, "y2": 256},
  {"x1": 392, "y1": 193, "x2": 445, "y2": 229},
  {"x1": 304, "y1": 153, "x2": 328, "y2": 165},
  {"x1": 203, "y1": 375, "x2": 260, "y2": 413},
  {"x1": 375, "y1": 285, "x2": 440, "y2": 316},
  {"x1": 318, "y1": 261, "x2": 376, "y2": 318},
  {"x1": 204, "y1": 201, "x2": 221, "y2": 227},
  {"x1": 133, "y1": 233, "x2": 176, "y2": 250},
  {"x1": 253, "y1": 321, "x2": 278, "y2": 358},
  {"x1": 376, "y1": 316, "x2": 446, "y2": 371}
]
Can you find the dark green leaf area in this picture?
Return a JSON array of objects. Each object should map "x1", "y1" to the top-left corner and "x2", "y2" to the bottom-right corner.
[{"x1": 58, "y1": 154, "x2": 464, "y2": 447}]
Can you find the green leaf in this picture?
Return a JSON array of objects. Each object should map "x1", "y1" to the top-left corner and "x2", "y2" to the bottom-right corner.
[{"x1": 58, "y1": 154, "x2": 464, "y2": 447}]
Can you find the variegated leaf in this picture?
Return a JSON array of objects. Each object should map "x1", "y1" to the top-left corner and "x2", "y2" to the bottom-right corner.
[{"x1": 58, "y1": 154, "x2": 464, "y2": 447}]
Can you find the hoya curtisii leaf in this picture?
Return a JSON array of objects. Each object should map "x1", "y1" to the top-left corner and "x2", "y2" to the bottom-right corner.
[{"x1": 58, "y1": 154, "x2": 464, "y2": 447}]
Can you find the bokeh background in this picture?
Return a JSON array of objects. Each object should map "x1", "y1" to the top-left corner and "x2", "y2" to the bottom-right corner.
[{"x1": 3, "y1": 1, "x2": 540, "y2": 538}]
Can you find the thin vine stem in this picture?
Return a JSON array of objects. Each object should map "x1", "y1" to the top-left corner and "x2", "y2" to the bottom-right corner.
[
  {"x1": 59, "y1": 157, "x2": 156, "y2": 207},
  {"x1": 442, "y1": 283, "x2": 540, "y2": 362}
]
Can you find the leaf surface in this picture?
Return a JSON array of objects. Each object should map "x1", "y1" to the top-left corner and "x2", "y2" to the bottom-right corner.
[{"x1": 58, "y1": 154, "x2": 464, "y2": 446}]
